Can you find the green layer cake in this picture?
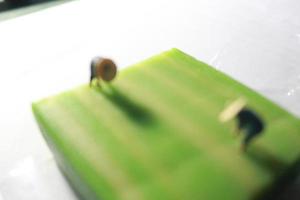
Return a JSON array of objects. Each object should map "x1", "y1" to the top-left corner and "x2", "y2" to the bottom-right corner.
[{"x1": 32, "y1": 49, "x2": 300, "y2": 200}]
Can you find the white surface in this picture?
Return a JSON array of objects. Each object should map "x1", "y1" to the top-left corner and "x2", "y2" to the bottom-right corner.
[
  {"x1": 0, "y1": 0, "x2": 299, "y2": 199},
  {"x1": 0, "y1": 157, "x2": 77, "y2": 200}
]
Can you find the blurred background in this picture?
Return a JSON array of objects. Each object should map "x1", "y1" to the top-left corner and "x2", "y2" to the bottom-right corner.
[
  {"x1": 0, "y1": 0, "x2": 299, "y2": 199},
  {"x1": 0, "y1": 0, "x2": 53, "y2": 11}
]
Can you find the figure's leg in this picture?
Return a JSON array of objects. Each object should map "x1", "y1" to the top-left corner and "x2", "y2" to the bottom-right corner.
[
  {"x1": 96, "y1": 78, "x2": 101, "y2": 88},
  {"x1": 234, "y1": 126, "x2": 242, "y2": 137},
  {"x1": 90, "y1": 63, "x2": 96, "y2": 87},
  {"x1": 241, "y1": 126, "x2": 257, "y2": 152},
  {"x1": 241, "y1": 134, "x2": 251, "y2": 152},
  {"x1": 89, "y1": 76, "x2": 93, "y2": 87},
  {"x1": 235, "y1": 118, "x2": 245, "y2": 137}
]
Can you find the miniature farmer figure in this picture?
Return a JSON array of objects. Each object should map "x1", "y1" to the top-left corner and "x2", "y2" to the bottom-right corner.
[
  {"x1": 90, "y1": 57, "x2": 117, "y2": 87},
  {"x1": 236, "y1": 108, "x2": 264, "y2": 151},
  {"x1": 219, "y1": 98, "x2": 265, "y2": 151}
]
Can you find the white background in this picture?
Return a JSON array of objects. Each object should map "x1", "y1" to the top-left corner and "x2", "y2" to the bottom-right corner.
[{"x1": 0, "y1": 0, "x2": 299, "y2": 199}]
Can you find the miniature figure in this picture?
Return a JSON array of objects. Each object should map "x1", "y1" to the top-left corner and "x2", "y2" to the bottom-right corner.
[
  {"x1": 220, "y1": 98, "x2": 265, "y2": 151},
  {"x1": 90, "y1": 57, "x2": 117, "y2": 87}
]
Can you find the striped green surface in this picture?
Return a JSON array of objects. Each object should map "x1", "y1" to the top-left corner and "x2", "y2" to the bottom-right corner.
[{"x1": 32, "y1": 49, "x2": 300, "y2": 200}]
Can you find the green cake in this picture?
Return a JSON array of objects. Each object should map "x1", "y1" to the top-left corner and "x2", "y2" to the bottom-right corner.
[{"x1": 32, "y1": 48, "x2": 300, "y2": 200}]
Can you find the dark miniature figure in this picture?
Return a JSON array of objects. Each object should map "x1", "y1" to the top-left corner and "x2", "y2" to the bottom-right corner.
[
  {"x1": 219, "y1": 98, "x2": 265, "y2": 151},
  {"x1": 236, "y1": 108, "x2": 264, "y2": 151},
  {"x1": 90, "y1": 57, "x2": 117, "y2": 87}
]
